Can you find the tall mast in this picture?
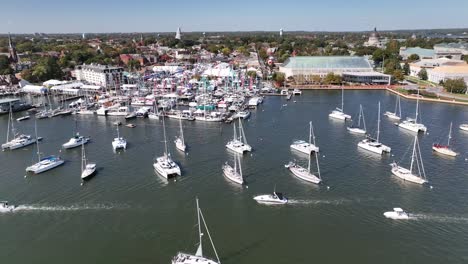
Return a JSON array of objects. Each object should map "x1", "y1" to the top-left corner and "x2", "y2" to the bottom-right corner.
[
  {"x1": 308, "y1": 121, "x2": 312, "y2": 144},
  {"x1": 341, "y1": 86, "x2": 344, "y2": 112},
  {"x1": 398, "y1": 96, "x2": 402, "y2": 118},
  {"x1": 448, "y1": 122, "x2": 452, "y2": 146},
  {"x1": 195, "y1": 198, "x2": 203, "y2": 257},
  {"x1": 409, "y1": 136, "x2": 417, "y2": 174},
  {"x1": 6, "y1": 103, "x2": 11, "y2": 143},
  {"x1": 81, "y1": 141, "x2": 86, "y2": 173},
  {"x1": 377, "y1": 102, "x2": 381, "y2": 142},
  {"x1": 179, "y1": 117, "x2": 184, "y2": 145},
  {"x1": 315, "y1": 152, "x2": 321, "y2": 179},
  {"x1": 162, "y1": 115, "x2": 169, "y2": 158},
  {"x1": 237, "y1": 153, "x2": 243, "y2": 179},
  {"x1": 415, "y1": 90, "x2": 419, "y2": 122},
  {"x1": 34, "y1": 121, "x2": 40, "y2": 162},
  {"x1": 357, "y1": 105, "x2": 362, "y2": 127},
  {"x1": 232, "y1": 122, "x2": 237, "y2": 142}
]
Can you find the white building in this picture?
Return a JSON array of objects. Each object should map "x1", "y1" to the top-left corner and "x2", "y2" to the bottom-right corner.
[
  {"x1": 364, "y1": 28, "x2": 387, "y2": 49},
  {"x1": 75, "y1": 64, "x2": 124, "y2": 89},
  {"x1": 408, "y1": 58, "x2": 466, "y2": 77},
  {"x1": 428, "y1": 65, "x2": 468, "y2": 86},
  {"x1": 434, "y1": 43, "x2": 468, "y2": 60}
]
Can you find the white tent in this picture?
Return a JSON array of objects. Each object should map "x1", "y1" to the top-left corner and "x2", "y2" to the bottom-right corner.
[{"x1": 21, "y1": 85, "x2": 47, "y2": 94}]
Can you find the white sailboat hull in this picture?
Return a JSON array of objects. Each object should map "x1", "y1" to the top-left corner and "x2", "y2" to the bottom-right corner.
[
  {"x1": 290, "y1": 141, "x2": 319, "y2": 154},
  {"x1": 26, "y1": 157, "x2": 65, "y2": 174},
  {"x1": 222, "y1": 164, "x2": 243, "y2": 185},
  {"x1": 226, "y1": 140, "x2": 252, "y2": 154},
  {"x1": 153, "y1": 156, "x2": 181, "y2": 178},
  {"x1": 384, "y1": 112, "x2": 401, "y2": 121},
  {"x1": 358, "y1": 139, "x2": 391, "y2": 155},
  {"x1": 62, "y1": 137, "x2": 90, "y2": 149},
  {"x1": 398, "y1": 121, "x2": 427, "y2": 133},
  {"x1": 432, "y1": 146, "x2": 458, "y2": 157},
  {"x1": 459, "y1": 124, "x2": 468, "y2": 131},
  {"x1": 347, "y1": 127, "x2": 366, "y2": 134},
  {"x1": 112, "y1": 138, "x2": 127, "y2": 150},
  {"x1": 2, "y1": 136, "x2": 36, "y2": 150},
  {"x1": 172, "y1": 252, "x2": 219, "y2": 264},
  {"x1": 289, "y1": 165, "x2": 321, "y2": 184},
  {"x1": 390, "y1": 163, "x2": 427, "y2": 185},
  {"x1": 81, "y1": 164, "x2": 96, "y2": 179},
  {"x1": 329, "y1": 110, "x2": 351, "y2": 121}
]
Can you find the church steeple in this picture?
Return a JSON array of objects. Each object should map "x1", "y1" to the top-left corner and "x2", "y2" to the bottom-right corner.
[{"x1": 8, "y1": 32, "x2": 18, "y2": 63}]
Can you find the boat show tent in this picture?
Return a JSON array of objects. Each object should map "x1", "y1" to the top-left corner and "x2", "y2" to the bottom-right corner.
[{"x1": 21, "y1": 85, "x2": 48, "y2": 94}]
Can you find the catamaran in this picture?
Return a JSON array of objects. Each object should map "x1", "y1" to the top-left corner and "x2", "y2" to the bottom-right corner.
[
  {"x1": 153, "y1": 116, "x2": 181, "y2": 178},
  {"x1": 347, "y1": 104, "x2": 367, "y2": 134},
  {"x1": 26, "y1": 122, "x2": 65, "y2": 174},
  {"x1": 290, "y1": 121, "x2": 319, "y2": 154},
  {"x1": 398, "y1": 92, "x2": 427, "y2": 133},
  {"x1": 329, "y1": 86, "x2": 351, "y2": 121},
  {"x1": 390, "y1": 135, "x2": 428, "y2": 185},
  {"x1": 174, "y1": 117, "x2": 186, "y2": 152},
  {"x1": 226, "y1": 119, "x2": 252, "y2": 154},
  {"x1": 432, "y1": 122, "x2": 458, "y2": 157},
  {"x1": 112, "y1": 126, "x2": 127, "y2": 151},
  {"x1": 172, "y1": 198, "x2": 221, "y2": 264},
  {"x1": 222, "y1": 153, "x2": 244, "y2": 185},
  {"x1": 81, "y1": 142, "x2": 96, "y2": 180},
  {"x1": 358, "y1": 102, "x2": 391, "y2": 154},
  {"x1": 384, "y1": 95, "x2": 402, "y2": 120},
  {"x1": 2, "y1": 103, "x2": 38, "y2": 151}
]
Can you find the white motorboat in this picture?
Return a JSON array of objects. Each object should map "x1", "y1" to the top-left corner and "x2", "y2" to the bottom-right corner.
[
  {"x1": 293, "y1": 88, "x2": 302, "y2": 95},
  {"x1": 62, "y1": 133, "x2": 90, "y2": 149},
  {"x1": 254, "y1": 188, "x2": 288, "y2": 205},
  {"x1": 383, "y1": 208, "x2": 410, "y2": 220},
  {"x1": 195, "y1": 112, "x2": 223, "y2": 122},
  {"x1": 398, "y1": 91, "x2": 427, "y2": 133},
  {"x1": 25, "y1": 122, "x2": 65, "y2": 174},
  {"x1": 226, "y1": 119, "x2": 252, "y2": 154},
  {"x1": 80, "y1": 142, "x2": 96, "y2": 180},
  {"x1": 358, "y1": 102, "x2": 391, "y2": 155},
  {"x1": 112, "y1": 127, "x2": 127, "y2": 151},
  {"x1": 432, "y1": 122, "x2": 458, "y2": 157},
  {"x1": 329, "y1": 87, "x2": 351, "y2": 121},
  {"x1": 16, "y1": 115, "x2": 30, "y2": 121},
  {"x1": 233, "y1": 111, "x2": 251, "y2": 119},
  {"x1": 460, "y1": 124, "x2": 468, "y2": 131},
  {"x1": 390, "y1": 136, "x2": 428, "y2": 185},
  {"x1": 384, "y1": 95, "x2": 402, "y2": 121},
  {"x1": 153, "y1": 117, "x2": 181, "y2": 178},
  {"x1": 0, "y1": 201, "x2": 15, "y2": 213},
  {"x1": 347, "y1": 104, "x2": 366, "y2": 134},
  {"x1": 107, "y1": 106, "x2": 130, "y2": 116},
  {"x1": 290, "y1": 121, "x2": 319, "y2": 154},
  {"x1": 2, "y1": 104, "x2": 37, "y2": 151},
  {"x1": 174, "y1": 117, "x2": 186, "y2": 152},
  {"x1": 172, "y1": 198, "x2": 221, "y2": 264},
  {"x1": 222, "y1": 153, "x2": 244, "y2": 185}
]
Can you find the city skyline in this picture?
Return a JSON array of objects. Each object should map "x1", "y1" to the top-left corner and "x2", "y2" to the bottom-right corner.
[{"x1": 1, "y1": 0, "x2": 468, "y2": 34}]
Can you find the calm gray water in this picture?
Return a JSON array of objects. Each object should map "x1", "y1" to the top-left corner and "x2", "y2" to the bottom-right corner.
[{"x1": 1, "y1": 90, "x2": 467, "y2": 264}]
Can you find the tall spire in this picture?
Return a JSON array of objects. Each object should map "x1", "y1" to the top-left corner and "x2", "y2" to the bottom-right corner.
[
  {"x1": 8, "y1": 32, "x2": 18, "y2": 63},
  {"x1": 175, "y1": 27, "x2": 181, "y2": 40}
]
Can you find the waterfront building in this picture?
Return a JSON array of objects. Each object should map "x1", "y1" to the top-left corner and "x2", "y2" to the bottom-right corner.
[
  {"x1": 409, "y1": 58, "x2": 466, "y2": 77},
  {"x1": 75, "y1": 64, "x2": 124, "y2": 90},
  {"x1": 427, "y1": 65, "x2": 468, "y2": 86},
  {"x1": 399, "y1": 47, "x2": 435, "y2": 60},
  {"x1": 364, "y1": 28, "x2": 387, "y2": 48},
  {"x1": 342, "y1": 72, "x2": 391, "y2": 85},
  {"x1": 434, "y1": 42, "x2": 468, "y2": 60}
]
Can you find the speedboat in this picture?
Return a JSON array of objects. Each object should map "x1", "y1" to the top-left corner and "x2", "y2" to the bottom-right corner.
[
  {"x1": 460, "y1": 124, "x2": 468, "y2": 131},
  {"x1": 290, "y1": 140, "x2": 319, "y2": 154},
  {"x1": 254, "y1": 192, "x2": 288, "y2": 205},
  {"x1": 81, "y1": 163, "x2": 97, "y2": 180},
  {"x1": 293, "y1": 89, "x2": 302, "y2": 95},
  {"x1": 26, "y1": 155, "x2": 65, "y2": 174},
  {"x1": 153, "y1": 155, "x2": 181, "y2": 178},
  {"x1": 383, "y1": 208, "x2": 410, "y2": 220},
  {"x1": 62, "y1": 133, "x2": 90, "y2": 149},
  {"x1": 0, "y1": 201, "x2": 15, "y2": 212},
  {"x1": 235, "y1": 111, "x2": 251, "y2": 119}
]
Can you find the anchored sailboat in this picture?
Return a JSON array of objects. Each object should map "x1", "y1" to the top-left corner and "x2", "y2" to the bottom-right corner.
[
  {"x1": 358, "y1": 102, "x2": 391, "y2": 154},
  {"x1": 222, "y1": 153, "x2": 244, "y2": 185},
  {"x1": 398, "y1": 91, "x2": 427, "y2": 133},
  {"x1": 329, "y1": 86, "x2": 351, "y2": 121},
  {"x1": 153, "y1": 116, "x2": 181, "y2": 178},
  {"x1": 384, "y1": 95, "x2": 402, "y2": 120},
  {"x1": 432, "y1": 122, "x2": 458, "y2": 157},
  {"x1": 172, "y1": 198, "x2": 221, "y2": 264},
  {"x1": 390, "y1": 135, "x2": 427, "y2": 185},
  {"x1": 174, "y1": 117, "x2": 186, "y2": 152},
  {"x1": 63, "y1": 120, "x2": 90, "y2": 149},
  {"x1": 112, "y1": 126, "x2": 127, "y2": 151},
  {"x1": 290, "y1": 121, "x2": 319, "y2": 154},
  {"x1": 81, "y1": 142, "x2": 96, "y2": 180},
  {"x1": 226, "y1": 119, "x2": 252, "y2": 154},
  {"x1": 2, "y1": 103, "x2": 38, "y2": 151},
  {"x1": 347, "y1": 104, "x2": 367, "y2": 134}
]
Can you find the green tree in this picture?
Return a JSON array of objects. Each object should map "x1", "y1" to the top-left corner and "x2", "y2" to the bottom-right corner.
[
  {"x1": 272, "y1": 72, "x2": 285, "y2": 86},
  {"x1": 246, "y1": 71, "x2": 257, "y2": 78},
  {"x1": 323, "y1": 73, "x2": 342, "y2": 85},
  {"x1": 443, "y1": 78, "x2": 467, "y2": 94},
  {"x1": 418, "y1": 68, "x2": 428, "y2": 80},
  {"x1": 403, "y1": 62, "x2": 410, "y2": 75},
  {"x1": 258, "y1": 49, "x2": 268, "y2": 60},
  {"x1": 393, "y1": 70, "x2": 405, "y2": 82},
  {"x1": 127, "y1": 59, "x2": 141, "y2": 71},
  {"x1": 0, "y1": 55, "x2": 14, "y2": 75},
  {"x1": 407, "y1": 54, "x2": 420, "y2": 62},
  {"x1": 221, "y1": 47, "x2": 231, "y2": 56}
]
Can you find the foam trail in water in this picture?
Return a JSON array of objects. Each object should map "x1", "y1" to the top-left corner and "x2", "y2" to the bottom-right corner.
[
  {"x1": 410, "y1": 214, "x2": 468, "y2": 224},
  {"x1": 288, "y1": 199, "x2": 351, "y2": 206},
  {"x1": 12, "y1": 204, "x2": 127, "y2": 212}
]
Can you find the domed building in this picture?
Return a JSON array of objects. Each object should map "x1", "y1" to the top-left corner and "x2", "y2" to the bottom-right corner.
[{"x1": 364, "y1": 27, "x2": 387, "y2": 48}]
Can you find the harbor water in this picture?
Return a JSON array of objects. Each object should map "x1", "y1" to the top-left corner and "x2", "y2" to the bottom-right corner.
[{"x1": 1, "y1": 90, "x2": 467, "y2": 263}]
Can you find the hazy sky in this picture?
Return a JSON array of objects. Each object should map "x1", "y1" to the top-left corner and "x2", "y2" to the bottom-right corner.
[{"x1": 1, "y1": 0, "x2": 468, "y2": 33}]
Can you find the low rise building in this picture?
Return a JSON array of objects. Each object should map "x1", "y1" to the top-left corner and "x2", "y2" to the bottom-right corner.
[
  {"x1": 342, "y1": 72, "x2": 391, "y2": 85},
  {"x1": 399, "y1": 47, "x2": 435, "y2": 60},
  {"x1": 428, "y1": 65, "x2": 468, "y2": 86},
  {"x1": 409, "y1": 58, "x2": 466, "y2": 77},
  {"x1": 434, "y1": 42, "x2": 468, "y2": 60}
]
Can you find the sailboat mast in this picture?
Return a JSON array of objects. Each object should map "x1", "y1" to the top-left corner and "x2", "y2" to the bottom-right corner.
[
  {"x1": 308, "y1": 121, "x2": 312, "y2": 144},
  {"x1": 237, "y1": 154, "x2": 243, "y2": 178},
  {"x1": 196, "y1": 198, "x2": 203, "y2": 257},
  {"x1": 415, "y1": 90, "x2": 420, "y2": 122},
  {"x1": 398, "y1": 96, "x2": 402, "y2": 118},
  {"x1": 6, "y1": 103, "x2": 11, "y2": 143},
  {"x1": 377, "y1": 102, "x2": 381, "y2": 142},
  {"x1": 409, "y1": 136, "x2": 417, "y2": 174},
  {"x1": 341, "y1": 86, "x2": 344, "y2": 112},
  {"x1": 315, "y1": 152, "x2": 321, "y2": 179},
  {"x1": 448, "y1": 122, "x2": 452, "y2": 146},
  {"x1": 162, "y1": 116, "x2": 169, "y2": 157},
  {"x1": 179, "y1": 117, "x2": 184, "y2": 145},
  {"x1": 357, "y1": 105, "x2": 362, "y2": 127},
  {"x1": 199, "y1": 206, "x2": 221, "y2": 264},
  {"x1": 81, "y1": 142, "x2": 86, "y2": 173},
  {"x1": 34, "y1": 121, "x2": 40, "y2": 162}
]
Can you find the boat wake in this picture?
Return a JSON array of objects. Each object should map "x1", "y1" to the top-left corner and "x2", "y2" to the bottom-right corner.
[
  {"x1": 288, "y1": 199, "x2": 351, "y2": 206},
  {"x1": 409, "y1": 213, "x2": 468, "y2": 224},
  {"x1": 11, "y1": 204, "x2": 127, "y2": 212}
]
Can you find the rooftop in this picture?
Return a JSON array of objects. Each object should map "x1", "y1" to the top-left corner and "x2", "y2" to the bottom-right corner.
[
  {"x1": 281, "y1": 56, "x2": 372, "y2": 69},
  {"x1": 400, "y1": 47, "x2": 435, "y2": 58},
  {"x1": 0, "y1": 98, "x2": 20, "y2": 104},
  {"x1": 431, "y1": 65, "x2": 468, "y2": 74}
]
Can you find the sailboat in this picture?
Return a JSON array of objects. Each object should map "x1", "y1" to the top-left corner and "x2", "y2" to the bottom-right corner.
[
  {"x1": 226, "y1": 119, "x2": 252, "y2": 154},
  {"x1": 285, "y1": 122, "x2": 322, "y2": 184},
  {"x1": 81, "y1": 142, "x2": 96, "y2": 180},
  {"x1": 290, "y1": 121, "x2": 319, "y2": 154},
  {"x1": 2, "y1": 103, "x2": 38, "y2": 151},
  {"x1": 222, "y1": 153, "x2": 244, "y2": 185},
  {"x1": 26, "y1": 121, "x2": 65, "y2": 174},
  {"x1": 347, "y1": 104, "x2": 367, "y2": 134},
  {"x1": 358, "y1": 102, "x2": 391, "y2": 154},
  {"x1": 432, "y1": 122, "x2": 458, "y2": 157},
  {"x1": 62, "y1": 121, "x2": 90, "y2": 149},
  {"x1": 112, "y1": 126, "x2": 127, "y2": 151},
  {"x1": 460, "y1": 124, "x2": 468, "y2": 131},
  {"x1": 172, "y1": 198, "x2": 221, "y2": 264},
  {"x1": 153, "y1": 116, "x2": 181, "y2": 178},
  {"x1": 329, "y1": 86, "x2": 351, "y2": 121},
  {"x1": 398, "y1": 91, "x2": 427, "y2": 133},
  {"x1": 390, "y1": 135, "x2": 427, "y2": 185},
  {"x1": 384, "y1": 95, "x2": 402, "y2": 120},
  {"x1": 174, "y1": 117, "x2": 186, "y2": 152}
]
